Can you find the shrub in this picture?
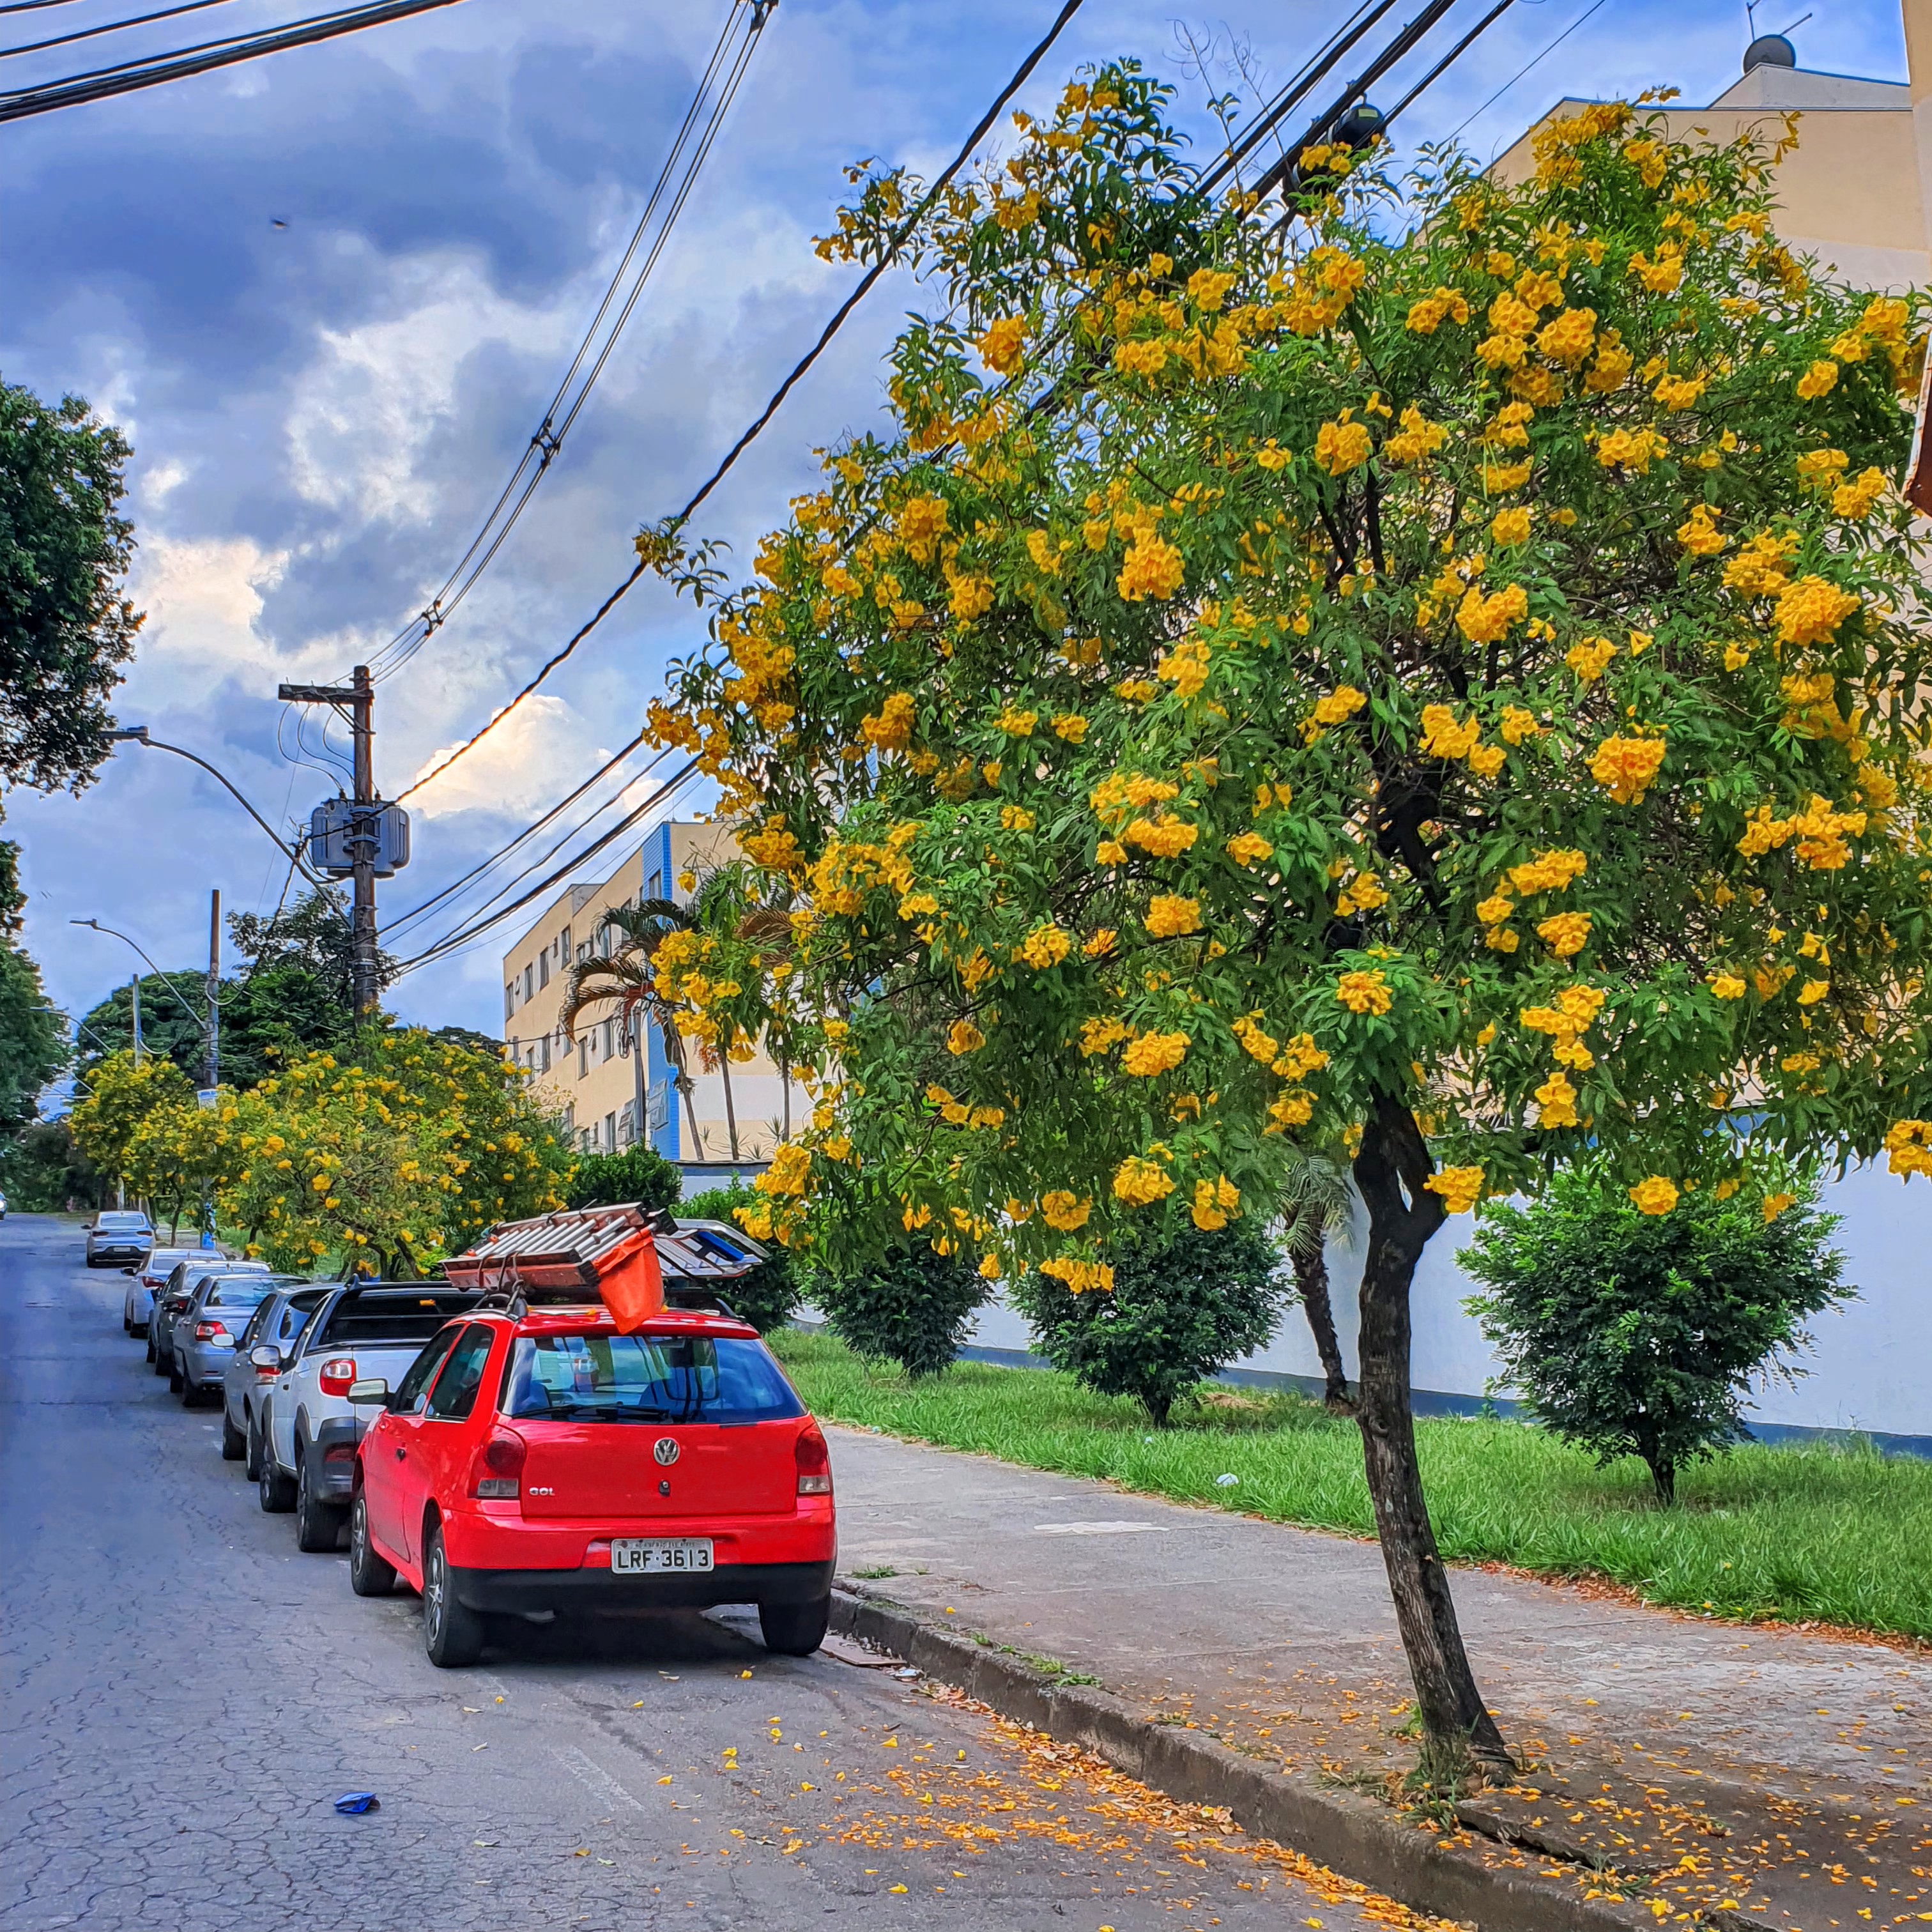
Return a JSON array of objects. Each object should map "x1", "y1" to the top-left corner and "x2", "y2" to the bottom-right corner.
[
  {"x1": 1461, "y1": 1165, "x2": 1851, "y2": 1503},
  {"x1": 1013, "y1": 1220, "x2": 1291, "y2": 1423},
  {"x1": 808, "y1": 1240, "x2": 986, "y2": 1379},
  {"x1": 563, "y1": 1143, "x2": 681, "y2": 1215},
  {"x1": 680, "y1": 1181, "x2": 801, "y2": 1333}
]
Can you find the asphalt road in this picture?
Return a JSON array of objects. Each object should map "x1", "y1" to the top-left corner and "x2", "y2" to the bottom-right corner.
[{"x1": 0, "y1": 1214, "x2": 1436, "y2": 1932}]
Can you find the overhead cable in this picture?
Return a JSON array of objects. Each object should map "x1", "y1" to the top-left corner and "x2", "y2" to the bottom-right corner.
[
  {"x1": 0, "y1": 0, "x2": 238, "y2": 61},
  {"x1": 362, "y1": 1, "x2": 770, "y2": 686},
  {"x1": 394, "y1": 0, "x2": 1092, "y2": 806},
  {"x1": 0, "y1": 0, "x2": 470, "y2": 121},
  {"x1": 1442, "y1": 0, "x2": 1610, "y2": 144}
]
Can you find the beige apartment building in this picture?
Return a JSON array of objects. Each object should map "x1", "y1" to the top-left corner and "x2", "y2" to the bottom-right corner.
[
  {"x1": 500, "y1": 819, "x2": 806, "y2": 1170},
  {"x1": 1492, "y1": 0, "x2": 1932, "y2": 291}
]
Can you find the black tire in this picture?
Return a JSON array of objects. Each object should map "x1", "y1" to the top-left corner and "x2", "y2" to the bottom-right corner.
[
  {"x1": 220, "y1": 1409, "x2": 245, "y2": 1460},
  {"x1": 167, "y1": 1358, "x2": 185, "y2": 1396},
  {"x1": 295, "y1": 1448, "x2": 346, "y2": 1552},
  {"x1": 759, "y1": 1593, "x2": 831, "y2": 1657},
  {"x1": 150, "y1": 1337, "x2": 164, "y2": 1372},
  {"x1": 243, "y1": 1413, "x2": 263, "y2": 1482},
  {"x1": 422, "y1": 1523, "x2": 484, "y2": 1667},
  {"x1": 348, "y1": 1491, "x2": 395, "y2": 1597},
  {"x1": 258, "y1": 1436, "x2": 296, "y2": 1513}
]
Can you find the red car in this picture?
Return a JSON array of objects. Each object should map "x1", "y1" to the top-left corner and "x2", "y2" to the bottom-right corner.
[{"x1": 345, "y1": 1304, "x2": 835, "y2": 1667}]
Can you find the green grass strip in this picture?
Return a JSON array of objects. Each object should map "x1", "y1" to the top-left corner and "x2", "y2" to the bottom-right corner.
[{"x1": 770, "y1": 1328, "x2": 1932, "y2": 1641}]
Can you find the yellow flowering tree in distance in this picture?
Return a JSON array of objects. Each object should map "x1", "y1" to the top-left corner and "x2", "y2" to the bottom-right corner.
[{"x1": 641, "y1": 70, "x2": 1929, "y2": 1779}]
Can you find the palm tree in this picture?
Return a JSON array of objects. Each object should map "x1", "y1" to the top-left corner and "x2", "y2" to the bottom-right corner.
[
  {"x1": 1279, "y1": 1148, "x2": 1358, "y2": 1411},
  {"x1": 562, "y1": 900, "x2": 707, "y2": 1160}
]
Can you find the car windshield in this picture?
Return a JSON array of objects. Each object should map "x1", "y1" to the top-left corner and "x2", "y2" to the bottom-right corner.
[{"x1": 500, "y1": 1333, "x2": 805, "y2": 1425}]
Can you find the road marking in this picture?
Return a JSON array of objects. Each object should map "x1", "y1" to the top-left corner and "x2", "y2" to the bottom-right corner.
[
  {"x1": 1031, "y1": 1521, "x2": 1169, "y2": 1536},
  {"x1": 551, "y1": 1744, "x2": 645, "y2": 1813}
]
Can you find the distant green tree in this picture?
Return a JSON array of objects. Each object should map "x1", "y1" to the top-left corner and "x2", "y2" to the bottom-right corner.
[
  {"x1": 0, "y1": 1116, "x2": 96, "y2": 1209},
  {"x1": 1015, "y1": 1220, "x2": 1291, "y2": 1424},
  {"x1": 0, "y1": 840, "x2": 66, "y2": 1140},
  {"x1": 74, "y1": 971, "x2": 207, "y2": 1087},
  {"x1": 562, "y1": 1141, "x2": 682, "y2": 1215},
  {"x1": 0, "y1": 381, "x2": 141, "y2": 794},
  {"x1": 229, "y1": 886, "x2": 394, "y2": 1013},
  {"x1": 1461, "y1": 1164, "x2": 1852, "y2": 1503},
  {"x1": 807, "y1": 1240, "x2": 986, "y2": 1379}
]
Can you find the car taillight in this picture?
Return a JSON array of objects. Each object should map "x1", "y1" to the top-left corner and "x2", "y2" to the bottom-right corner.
[
  {"x1": 470, "y1": 1429, "x2": 526, "y2": 1500},
  {"x1": 193, "y1": 1321, "x2": 228, "y2": 1342},
  {"x1": 318, "y1": 1356, "x2": 358, "y2": 1396},
  {"x1": 795, "y1": 1421, "x2": 832, "y2": 1497}
]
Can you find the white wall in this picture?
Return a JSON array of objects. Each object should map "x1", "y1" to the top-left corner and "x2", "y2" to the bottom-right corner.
[{"x1": 961, "y1": 1163, "x2": 1932, "y2": 1442}]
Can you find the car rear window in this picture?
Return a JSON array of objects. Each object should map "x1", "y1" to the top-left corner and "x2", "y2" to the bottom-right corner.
[
  {"x1": 98, "y1": 1214, "x2": 149, "y2": 1230},
  {"x1": 313, "y1": 1291, "x2": 481, "y2": 1349},
  {"x1": 204, "y1": 1278, "x2": 283, "y2": 1310},
  {"x1": 500, "y1": 1333, "x2": 805, "y2": 1425}
]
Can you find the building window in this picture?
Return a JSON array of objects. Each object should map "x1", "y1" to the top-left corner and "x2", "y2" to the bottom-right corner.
[
  {"x1": 618, "y1": 1017, "x2": 631, "y2": 1058},
  {"x1": 646, "y1": 870, "x2": 661, "y2": 903},
  {"x1": 604, "y1": 1111, "x2": 617, "y2": 1151},
  {"x1": 537, "y1": 953, "x2": 549, "y2": 990},
  {"x1": 538, "y1": 1035, "x2": 551, "y2": 1074},
  {"x1": 578, "y1": 1035, "x2": 589, "y2": 1079},
  {"x1": 601, "y1": 1018, "x2": 614, "y2": 1059},
  {"x1": 559, "y1": 925, "x2": 571, "y2": 960},
  {"x1": 563, "y1": 1103, "x2": 574, "y2": 1135},
  {"x1": 618, "y1": 1100, "x2": 636, "y2": 1146},
  {"x1": 523, "y1": 964, "x2": 534, "y2": 1000},
  {"x1": 504, "y1": 983, "x2": 516, "y2": 1020}
]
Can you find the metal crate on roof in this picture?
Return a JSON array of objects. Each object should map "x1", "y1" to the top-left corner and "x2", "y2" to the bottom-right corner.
[{"x1": 441, "y1": 1202, "x2": 657, "y2": 1294}]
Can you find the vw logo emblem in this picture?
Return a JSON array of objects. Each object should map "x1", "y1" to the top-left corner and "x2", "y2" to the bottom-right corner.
[{"x1": 653, "y1": 1437, "x2": 680, "y2": 1467}]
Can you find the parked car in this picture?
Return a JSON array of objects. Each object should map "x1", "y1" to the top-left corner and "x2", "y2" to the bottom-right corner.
[
  {"x1": 125, "y1": 1247, "x2": 215, "y2": 1335},
  {"x1": 222, "y1": 1285, "x2": 330, "y2": 1469},
  {"x1": 174, "y1": 1271, "x2": 305, "y2": 1406},
  {"x1": 346, "y1": 1303, "x2": 836, "y2": 1667},
  {"x1": 86, "y1": 1210, "x2": 153, "y2": 1268},
  {"x1": 150, "y1": 1260, "x2": 270, "y2": 1383},
  {"x1": 257, "y1": 1282, "x2": 484, "y2": 1553}
]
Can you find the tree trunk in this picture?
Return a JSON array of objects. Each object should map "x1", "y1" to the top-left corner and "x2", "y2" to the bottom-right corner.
[
  {"x1": 1353, "y1": 1092, "x2": 1515, "y2": 1786},
  {"x1": 1287, "y1": 1204, "x2": 1352, "y2": 1407},
  {"x1": 719, "y1": 1055, "x2": 741, "y2": 1162},
  {"x1": 1646, "y1": 1450, "x2": 1676, "y2": 1506},
  {"x1": 677, "y1": 1073, "x2": 705, "y2": 1160}
]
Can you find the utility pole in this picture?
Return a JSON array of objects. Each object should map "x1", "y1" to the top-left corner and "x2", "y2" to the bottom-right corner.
[
  {"x1": 129, "y1": 973, "x2": 142, "y2": 1066},
  {"x1": 280, "y1": 664, "x2": 390, "y2": 1023},
  {"x1": 201, "y1": 887, "x2": 220, "y2": 1248}
]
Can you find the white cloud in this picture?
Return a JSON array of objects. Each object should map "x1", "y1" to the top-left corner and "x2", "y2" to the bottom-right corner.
[{"x1": 405, "y1": 693, "x2": 610, "y2": 820}]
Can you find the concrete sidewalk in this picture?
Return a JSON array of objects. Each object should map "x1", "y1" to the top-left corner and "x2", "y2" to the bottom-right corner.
[{"x1": 827, "y1": 1425, "x2": 1931, "y2": 1929}]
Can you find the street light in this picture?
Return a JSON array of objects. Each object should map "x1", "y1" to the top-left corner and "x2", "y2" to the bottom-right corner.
[{"x1": 103, "y1": 726, "x2": 323, "y2": 882}]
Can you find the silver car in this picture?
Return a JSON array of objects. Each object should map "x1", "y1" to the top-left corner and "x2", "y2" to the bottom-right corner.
[
  {"x1": 175, "y1": 1271, "x2": 302, "y2": 1406},
  {"x1": 124, "y1": 1247, "x2": 212, "y2": 1336},
  {"x1": 222, "y1": 1285, "x2": 328, "y2": 1468},
  {"x1": 86, "y1": 1210, "x2": 153, "y2": 1269},
  {"x1": 151, "y1": 1261, "x2": 270, "y2": 1388}
]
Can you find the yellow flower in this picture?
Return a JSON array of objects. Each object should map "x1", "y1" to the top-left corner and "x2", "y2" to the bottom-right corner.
[
  {"x1": 977, "y1": 1254, "x2": 1003, "y2": 1280},
  {"x1": 1794, "y1": 358, "x2": 1838, "y2": 399},
  {"x1": 1117, "y1": 533, "x2": 1184, "y2": 601},
  {"x1": 1096, "y1": 839, "x2": 1128, "y2": 865},
  {"x1": 1491, "y1": 507, "x2": 1532, "y2": 546},
  {"x1": 1078, "y1": 1016, "x2": 1130, "y2": 1057},
  {"x1": 1420, "y1": 703, "x2": 1481, "y2": 760},
  {"x1": 1499, "y1": 705, "x2": 1543, "y2": 745},
  {"x1": 1677, "y1": 504, "x2": 1726, "y2": 556},
  {"x1": 1423, "y1": 1166, "x2": 1484, "y2": 1215},
  {"x1": 1884, "y1": 1119, "x2": 1932, "y2": 1178},
  {"x1": 1225, "y1": 830, "x2": 1273, "y2": 867},
  {"x1": 1040, "y1": 1191, "x2": 1092, "y2": 1231},
  {"x1": 946, "y1": 1019, "x2": 985, "y2": 1055},
  {"x1": 1267, "y1": 1089, "x2": 1315, "y2": 1131},
  {"x1": 1312, "y1": 685, "x2": 1368, "y2": 726},
  {"x1": 1455, "y1": 584, "x2": 1528, "y2": 643},
  {"x1": 1186, "y1": 266, "x2": 1237, "y2": 310},
  {"x1": 1000, "y1": 806, "x2": 1036, "y2": 832},
  {"x1": 1533, "y1": 1071, "x2": 1580, "y2": 1128},
  {"x1": 1774, "y1": 574, "x2": 1860, "y2": 648},
  {"x1": 1537, "y1": 911, "x2": 1592, "y2": 957},
  {"x1": 1082, "y1": 928, "x2": 1117, "y2": 958},
  {"x1": 1761, "y1": 1191, "x2": 1797, "y2": 1223},
  {"x1": 1535, "y1": 305, "x2": 1597, "y2": 366},
  {"x1": 1112, "y1": 1155, "x2": 1176, "y2": 1206},
  {"x1": 1589, "y1": 733, "x2": 1667, "y2": 805},
  {"x1": 1145, "y1": 894, "x2": 1201, "y2": 939},
  {"x1": 978, "y1": 315, "x2": 1027, "y2": 374},
  {"x1": 995, "y1": 706, "x2": 1038, "y2": 737},
  {"x1": 1708, "y1": 972, "x2": 1747, "y2": 1000},
  {"x1": 1051, "y1": 713, "x2": 1088, "y2": 742},
  {"x1": 1336, "y1": 969, "x2": 1392, "y2": 1016},
  {"x1": 1629, "y1": 1176, "x2": 1679, "y2": 1215},
  {"x1": 1313, "y1": 418, "x2": 1374, "y2": 476},
  {"x1": 1566, "y1": 636, "x2": 1617, "y2": 683},
  {"x1": 1121, "y1": 1031, "x2": 1190, "y2": 1077},
  {"x1": 1797, "y1": 978, "x2": 1830, "y2": 1006},
  {"x1": 1506, "y1": 848, "x2": 1587, "y2": 895},
  {"x1": 1189, "y1": 1174, "x2": 1241, "y2": 1230},
  {"x1": 1124, "y1": 814, "x2": 1198, "y2": 857},
  {"x1": 1016, "y1": 922, "x2": 1071, "y2": 969},
  {"x1": 1476, "y1": 893, "x2": 1514, "y2": 926},
  {"x1": 1040, "y1": 1256, "x2": 1114, "y2": 1293}
]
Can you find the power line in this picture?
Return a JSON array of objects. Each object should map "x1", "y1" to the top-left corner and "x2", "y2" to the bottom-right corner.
[
  {"x1": 0, "y1": 0, "x2": 471, "y2": 121},
  {"x1": 1443, "y1": 0, "x2": 1611, "y2": 144},
  {"x1": 395, "y1": 0, "x2": 1091, "y2": 806},
  {"x1": 360, "y1": 2, "x2": 771, "y2": 687},
  {"x1": 1379, "y1": 0, "x2": 1519, "y2": 128},
  {"x1": 0, "y1": 0, "x2": 236, "y2": 61}
]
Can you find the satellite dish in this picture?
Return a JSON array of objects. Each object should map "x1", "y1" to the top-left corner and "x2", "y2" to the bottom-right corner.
[{"x1": 1744, "y1": 32, "x2": 1797, "y2": 72}]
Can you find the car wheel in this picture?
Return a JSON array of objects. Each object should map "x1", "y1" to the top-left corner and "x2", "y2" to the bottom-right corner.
[
  {"x1": 295, "y1": 1448, "x2": 345, "y2": 1552},
  {"x1": 243, "y1": 1414, "x2": 263, "y2": 1482},
  {"x1": 348, "y1": 1491, "x2": 396, "y2": 1597},
  {"x1": 258, "y1": 1439, "x2": 296, "y2": 1514},
  {"x1": 422, "y1": 1524, "x2": 484, "y2": 1667},
  {"x1": 150, "y1": 1339, "x2": 165, "y2": 1372},
  {"x1": 758, "y1": 1593, "x2": 831, "y2": 1657},
  {"x1": 220, "y1": 1409, "x2": 245, "y2": 1460},
  {"x1": 167, "y1": 1356, "x2": 185, "y2": 1395}
]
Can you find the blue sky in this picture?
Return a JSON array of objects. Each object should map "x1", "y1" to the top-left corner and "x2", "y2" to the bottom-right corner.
[{"x1": 2, "y1": 0, "x2": 1911, "y2": 1059}]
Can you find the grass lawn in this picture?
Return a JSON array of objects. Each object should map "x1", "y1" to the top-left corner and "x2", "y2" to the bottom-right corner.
[{"x1": 769, "y1": 1328, "x2": 1932, "y2": 1641}]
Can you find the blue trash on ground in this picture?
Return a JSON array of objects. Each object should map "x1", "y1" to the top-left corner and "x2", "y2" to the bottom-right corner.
[{"x1": 334, "y1": 1793, "x2": 379, "y2": 1814}]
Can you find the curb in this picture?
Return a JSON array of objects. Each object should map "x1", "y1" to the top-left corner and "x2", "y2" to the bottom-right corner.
[{"x1": 829, "y1": 1584, "x2": 1667, "y2": 1932}]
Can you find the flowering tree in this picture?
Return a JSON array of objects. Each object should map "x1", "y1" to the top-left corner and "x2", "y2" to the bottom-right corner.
[
  {"x1": 642, "y1": 72, "x2": 1929, "y2": 1778},
  {"x1": 224, "y1": 1030, "x2": 567, "y2": 1276},
  {"x1": 68, "y1": 1048, "x2": 191, "y2": 1190}
]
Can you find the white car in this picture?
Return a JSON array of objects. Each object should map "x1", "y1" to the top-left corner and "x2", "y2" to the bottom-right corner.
[
  {"x1": 257, "y1": 1282, "x2": 481, "y2": 1553},
  {"x1": 125, "y1": 1247, "x2": 217, "y2": 1335}
]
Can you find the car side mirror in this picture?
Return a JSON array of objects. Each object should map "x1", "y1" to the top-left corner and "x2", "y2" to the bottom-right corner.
[
  {"x1": 346, "y1": 1377, "x2": 390, "y2": 1406},
  {"x1": 249, "y1": 1345, "x2": 282, "y2": 1370}
]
